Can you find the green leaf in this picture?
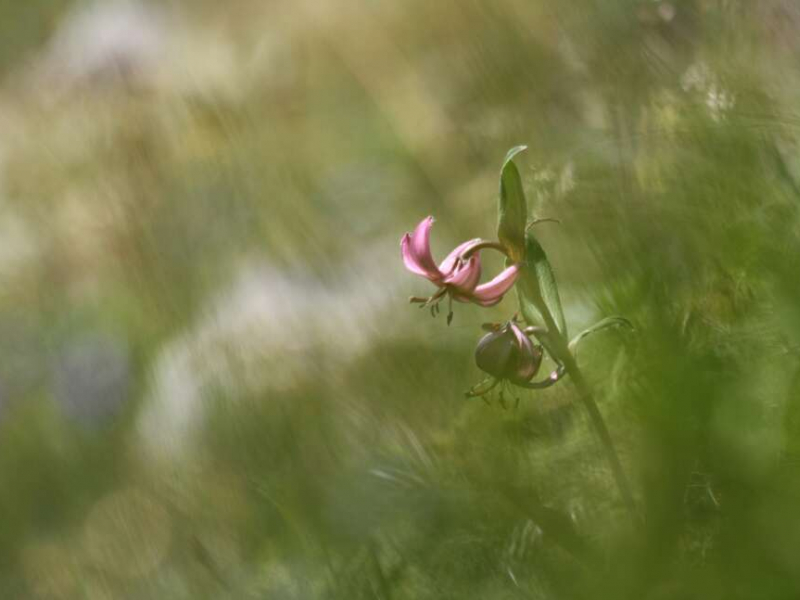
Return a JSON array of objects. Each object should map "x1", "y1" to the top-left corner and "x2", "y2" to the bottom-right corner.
[
  {"x1": 516, "y1": 232, "x2": 568, "y2": 344},
  {"x1": 568, "y1": 317, "x2": 634, "y2": 355},
  {"x1": 498, "y1": 145, "x2": 528, "y2": 263}
]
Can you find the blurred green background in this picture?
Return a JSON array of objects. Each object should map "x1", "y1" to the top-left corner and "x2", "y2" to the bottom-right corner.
[{"x1": 3, "y1": 0, "x2": 800, "y2": 597}]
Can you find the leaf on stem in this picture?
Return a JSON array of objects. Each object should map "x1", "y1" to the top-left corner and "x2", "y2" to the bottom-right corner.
[
  {"x1": 516, "y1": 232, "x2": 568, "y2": 344},
  {"x1": 498, "y1": 145, "x2": 528, "y2": 263},
  {"x1": 568, "y1": 316, "x2": 634, "y2": 356}
]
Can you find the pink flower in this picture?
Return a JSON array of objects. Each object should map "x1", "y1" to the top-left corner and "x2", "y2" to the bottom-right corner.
[{"x1": 401, "y1": 216, "x2": 519, "y2": 322}]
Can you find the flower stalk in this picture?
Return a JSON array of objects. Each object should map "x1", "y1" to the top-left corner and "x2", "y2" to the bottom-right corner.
[{"x1": 543, "y1": 332, "x2": 638, "y2": 520}]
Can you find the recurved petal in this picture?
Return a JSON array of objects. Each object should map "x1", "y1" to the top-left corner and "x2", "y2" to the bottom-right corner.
[
  {"x1": 508, "y1": 321, "x2": 530, "y2": 350},
  {"x1": 508, "y1": 322, "x2": 541, "y2": 382},
  {"x1": 401, "y1": 234, "x2": 431, "y2": 277},
  {"x1": 450, "y1": 291, "x2": 473, "y2": 303},
  {"x1": 470, "y1": 264, "x2": 520, "y2": 307},
  {"x1": 400, "y1": 216, "x2": 442, "y2": 281},
  {"x1": 514, "y1": 345, "x2": 542, "y2": 382},
  {"x1": 438, "y1": 238, "x2": 483, "y2": 276},
  {"x1": 443, "y1": 255, "x2": 481, "y2": 293}
]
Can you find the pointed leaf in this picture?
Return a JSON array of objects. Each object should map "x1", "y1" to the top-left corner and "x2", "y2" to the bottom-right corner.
[
  {"x1": 498, "y1": 146, "x2": 528, "y2": 263},
  {"x1": 568, "y1": 316, "x2": 634, "y2": 355},
  {"x1": 516, "y1": 232, "x2": 567, "y2": 345}
]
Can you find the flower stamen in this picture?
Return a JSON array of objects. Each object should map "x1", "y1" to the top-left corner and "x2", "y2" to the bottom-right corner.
[
  {"x1": 465, "y1": 377, "x2": 500, "y2": 399},
  {"x1": 447, "y1": 294, "x2": 454, "y2": 325}
]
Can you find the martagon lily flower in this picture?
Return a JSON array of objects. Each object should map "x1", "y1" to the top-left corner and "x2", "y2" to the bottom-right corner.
[{"x1": 401, "y1": 216, "x2": 519, "y2": 323}]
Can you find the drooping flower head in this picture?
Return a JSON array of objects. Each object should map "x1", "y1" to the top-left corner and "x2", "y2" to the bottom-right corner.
[
  {"x1": 401, "y1": 216, "x2": 519, "y2": 322},
  {"x1": 474, "y1": 320, "x2": 543, "y2": 385}
]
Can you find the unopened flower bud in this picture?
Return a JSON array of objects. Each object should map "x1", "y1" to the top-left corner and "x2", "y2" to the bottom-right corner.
[{"x1": 474, "y1": 321, "x2": 542, "y2": 385}]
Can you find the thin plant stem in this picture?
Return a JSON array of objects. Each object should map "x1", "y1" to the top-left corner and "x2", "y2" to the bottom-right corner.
[
  {"x1": 564, "y1": 354, "x2": 639, "y2": 521},
  {"x1": 539, "y1": 325, "x2": 638, "y2": 521}
]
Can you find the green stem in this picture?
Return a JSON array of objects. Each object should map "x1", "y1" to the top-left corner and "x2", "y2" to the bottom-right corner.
[
  {"x1": 459, "y1": 240, "x2": 509, "y2": 260},
  {"x1": 547, "y1": 333, "x2": 638, "y2": 521},
  {"x1": 566, "y1": 355, "x2": 638, "y2": 520}
]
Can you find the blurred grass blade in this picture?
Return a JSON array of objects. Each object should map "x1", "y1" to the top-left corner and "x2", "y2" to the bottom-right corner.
[
  {"x1": 498, "y1": 145, "x2": 528, "y2": 263},
  {"x1": 568, "y1": 316, "x2": 634, "y2": 355},
  {"x1": 517, "y1": 232, "x2": 567, "y2": 341}
]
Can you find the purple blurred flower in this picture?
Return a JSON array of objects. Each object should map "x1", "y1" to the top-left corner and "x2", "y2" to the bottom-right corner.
[{"x1": 53, "y1": 332, "x2": 130, "y2": 428}]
